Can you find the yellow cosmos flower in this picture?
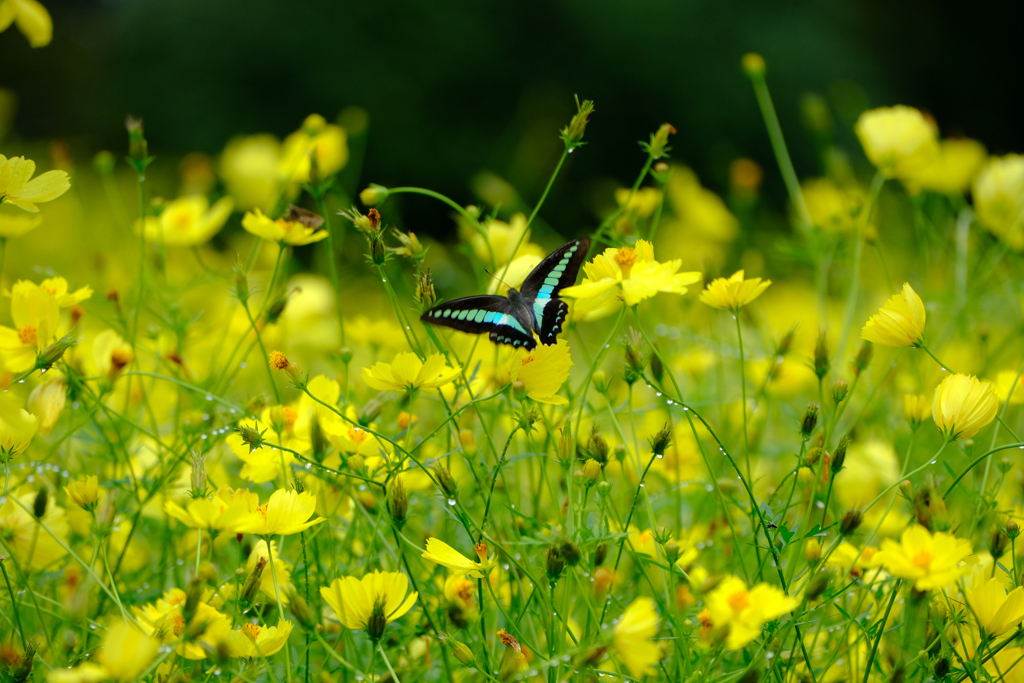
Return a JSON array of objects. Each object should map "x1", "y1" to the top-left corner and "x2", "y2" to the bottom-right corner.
[
  {"x1": 973, "y1": 154, "x2": 1024, "y2": 250},
  {"x1": 281, "y1": 114, "x2": 348, "y2": 183},
  {"x1": 64, "y1": 475, "x2": 99, "y2": 511},
  {"x1": 561, "y1": 239, "x2": 702, "y2": 321},
  {"x1": 220, "y1": 134, "x2": 281, "y2": 211},
  {"x1": 224, "y1": 620, "x2": 294, "y2": 659},
  {"x1": 0, "y1": 392, "x2": 38, "y2": 461},
  {"x1": 421, "y1": 538, "x2": 497, "y2": 578},
  {"x1": 903, "y1": 393, "x2": 931, "y2": 427},
  {"x1": 0, "y1": 155, "x2": 69, "y2": 211},
  {"x1": 932, "y1": 373, "x2": 999, "y2": 441},
  {"x1": 242, "y1": 208, "x2": 328, "y2": 246},
  {"x1": 91, "y1": 329, "x2": 133, "y2": 379},
  {"x1": 235, "y1": 489, "x2": 325, "y2": 536},
  {"x1": 0, "y1": 279, "x2": 62, "y2": 372},
  {"x1": 165, "y1": 487, "x2": 259, "y2": 534},
  {"x1": 96, "y1": 620, "x2": 161, "y2": 682},
  {"x1": 903, "y1": 138, "x2": 987, "y2": 195},
  {"x1": 0, "y1": 494, "x2": 68, "y2": 570},
  {"x1": 860, "y1": 282, "x2": 926, "y2": 347},
  {"x1": 139, "y1": 195, "x2": 234, "y2": 246},
  {"x1": 984, "y1": 648, "x2": 1024, "y2": 683},
  {"x1": 612, "y1": 597, "x2": 661, "y2": 679},
  {"x1": 705, "y1": 576, "x2": 800, "y2": 650},
  {"x1": 320, "y1": 570, "x2": 418, "y2": 639},
  {"x1": 39, "y1": 276, "x2": 92, "y2": 307},
  {"x1": 801, "y1": 178, "x2": 863, "y2": 232},
  {"x1": 363, "y1": 352, "x2": 461, "y2": 392},
  {"x1": 699, "y1": 270, "x2": 771, "y2": 312},
  {"x1": 27, "y1": 376, "x2": 65, "y2": 435},
  {"x1": 0, "y1": 0, "x2": 53, "y2": 47},
  {"x1": 132, "y1": 589, "x2": 233, "y2": 660},
  {"x1": 47, "y1": 664, "x2": 108, "y2": 683},
  {"x1": 468, "y1": 213, "x2": 542, "y2": 267},
  {"x1": 994, "y1": 370, "x2": 1024, "y2": 405},
  {"x1": 0, "y1": 206, "x2": 42, "y2": 237},
  {"x1": 875, "y1": 525, "x2": 973, "y2": 590},
  {"x1": 965, "y1": 577, "x2": 1024, "y2": 638},
  {"x1": 509, "y1": 338, "x2": 572, "y2": 405},
  {"x1": 854, "y1": 105, "x2": 939, "y2": 179},
  {"x1": 246, "y1": 539, "x2": 295, "y2": 605}
]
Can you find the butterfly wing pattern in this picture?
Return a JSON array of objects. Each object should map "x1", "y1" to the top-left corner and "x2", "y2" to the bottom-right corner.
[
  {"x1": 421, "y1": 237, "x2": 589, "y2": 351},
  {"x1": 519, "y1": 237, "x2": 589, "y2": 345}
]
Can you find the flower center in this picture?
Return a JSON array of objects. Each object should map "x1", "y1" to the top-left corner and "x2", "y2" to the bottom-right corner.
[
  {"x1": 243, "y1": 623, "x2": 261, "y2": 640},
  {"x1": 521, "y1": 356, "x2": 536, "y2": 366},
  {"x1": 256, "y1": 503, "x2": 269, "y2": 520},
  {"x1": 171, "y1": 613, "x2": 186, "y2": 636},
  {"x1": 727, "y1": 590, "x2": 750, "y2": 614},
  {"x1": 282, "y1": 406, "x2": 298, "y2": 428},
  {"x1": 912, "y1": 550, "x2": 933, "y2": 568},
  {"x1": 110, "y1": 348, "x2": 133, "y2": 373},
  {"x1": 18, "y1": 325, "x2": 37, "y2": 345},
  {"x1": 275, "y1": 218, "x2": 294, "y2": 233},
  {"x1": 347, "y1": 427, "x2": 368, "y2": 446},
  {"x1": 614, "y1": 247, "x2": 638, "y2": 278}
]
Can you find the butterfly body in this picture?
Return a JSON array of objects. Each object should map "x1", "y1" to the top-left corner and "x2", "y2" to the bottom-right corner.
[{"x1": 421, "y1": 237, "x2": 589, "y2": 351}]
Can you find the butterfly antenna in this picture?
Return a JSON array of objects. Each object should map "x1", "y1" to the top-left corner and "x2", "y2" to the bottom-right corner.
[{"x1": 484, "y1": 269, "x2": 513, "y2": 291}]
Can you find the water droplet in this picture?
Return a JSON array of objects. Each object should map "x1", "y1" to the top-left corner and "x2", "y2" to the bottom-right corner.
[
  {"x1": 205, "y1": 395, "x2": 213, "y2": 401},
  {"x1": 656, "y1": 454, "x2": 664, "y2": 459},
  {"x1": 240, "y1": 362, "x2": 247, "y2": 368},
  {"x1": 447, "y1": 499, "x2": 456, "y2": 506}
]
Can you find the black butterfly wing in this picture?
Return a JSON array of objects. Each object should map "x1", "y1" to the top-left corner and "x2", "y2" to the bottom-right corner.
[
  {"x1": 518, "y1": 237, "x2": 589, "y2": 346},
  {"x1": 421, "y1": 296, "x2": 536, "y2": 350},
  {"x1": 520, "y1": 237, "x2": 590, "y2": 299}
]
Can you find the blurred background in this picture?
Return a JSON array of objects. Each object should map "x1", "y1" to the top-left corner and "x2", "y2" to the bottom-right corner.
[{"x1": 1, "y1": 0, "x2": 1021, "y2": 239}]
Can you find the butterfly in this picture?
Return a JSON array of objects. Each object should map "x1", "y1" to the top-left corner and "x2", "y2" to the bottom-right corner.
[{"x1": 421, "y1": 237, "x2": 590, "y2": 351}]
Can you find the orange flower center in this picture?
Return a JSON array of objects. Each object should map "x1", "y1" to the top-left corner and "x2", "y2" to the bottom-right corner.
[
  {"x1": 521, "y1": 356, "x2": 536, "y2": 366},
  {"x1": 282, "y1": 406, "x2": 298, "y2": 428},
  {"x1": 697, "y1": 607, "x2": 713, "y2": 628},
  {"x1": 614, "y1": 247, "x2": 638, "y2": 278},
  {"x1": 256, "y1": 503, "x2": 269, "y2": 520},
  {"x1": 475, "y1": 542, "x2": 488, "y2": 562},
  {"x1": 454, "y1": 580, "x2": 474, "y2": 603},
  {"x1": 110, "y1": 348, "x2": 133, "y2": 372},
  {"x1": 275, "y1": 218, "x2": 294, "y2": 233},
  {"x1": 42, "y1": 285, "x2": 58, "y2": 295},
  {"x1": 912, "y1": 550, "x2": 933, "y2": 568},
  {"x1": 171, "y1": 613, "x2": 186, "y2": 636},
  {"x1": 243, "y1": 623, "x2": 261, "y2": 640},
  {"x1": 173, "y1": 212, "x2": 193, "y2": 229},
  {"x1": 347, "y1": 427, "x2": 368, "y2": 445},
  {"x1": 862, "y1": 547, "x2": 878, "y2": 563},
  {"x1": 727, "y1": 590, "x2": 750, "y2": 614},
  {"x1": 17, "y1": 325, "x2": 36, "y2": 345}
]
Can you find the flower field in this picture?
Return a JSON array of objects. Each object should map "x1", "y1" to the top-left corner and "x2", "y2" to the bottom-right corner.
[{"x1": 2, "y1": 8, "x2": 1024, "y2": 683}]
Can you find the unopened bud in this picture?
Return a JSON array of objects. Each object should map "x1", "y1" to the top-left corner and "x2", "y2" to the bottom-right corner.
[
  {"x1": 899, "y1": 480, "x2": 914, "y2": 500},
  {"x1": 33, "y1": 488, "x2": 47, "y2": 519},
  {"x1": 286, "y1": 586, "x2": 318, "y2": 630},
  {"x1": 803, "y1": 446, "x2": 823, "y2": 468},
  {"x1": 593, "y1": 542, "x2": 608, "y2": 567},
  {"x1": 588, "y1": 426, "x2": 609, "y2": 464},
  {"x1": 387, "y1": 475, "x2": 408, "y2": 530},
  {"x1": 582, "y1": 459, "x2": 601, "y2": 486},
  {"x1": 233, "y1": 261, "x2": 250, "y2": 304},
  {"x1": 93, "y1": 150, "x2": 115, "y2": 175},
  {"x1": 854, "y1": 341, "x2": 873, "y2": 375},
  {"x1": 831, "y1": 379, "x2": 849, "y2": 404},
  {"x1": 415, "y1": 269, "x2": 436, "y2": 308},
  {"x1": 36, "y1": 334, "x2": 77, "y2": 370},
  {"x1": 546, "y1": 546, "x2": 565, "y2": 583},
  {"x1": 646, "y1": 123, "x2": 676, "y2": 160},
  {"x1": 442, "y1": 634, "x2": 476, "y2": 666},
  {"x1": 310, "y1": 415, "x2": 328, "y2": 463},
  {"x1": 434, "y1": 463, "x2": 458, "y2": 499},
  {"x1": 840, "y1": 508, "x2": 863, "y2": 536},
  {"x1": 241, "y1": 556, "x2": 267, "y2": 604},
  {"x1": 777, "y1": 328, "x2": 796, "y2": 356},
  {"x1": 801, "y1": 403, "x2": 819, "y2": 437},
  {"x1": 805, "y1": 538, "x2": 822, "y2": 565},
  {"x1": 184, "y1": 577, "x2": 203, "y2": 623},
  {"x1": 592, "y1": 369, "x2": 609, "y2": 394},
  {"x1": 741, "y1": 53, "x2": 766, "y2": 79},
  {"x1": 665, "y1": 541, "x2": 681, "y2": 564},
  {"x1": 560, "y1": 96, "x2": 595, "y2": 150},
  {"x1": 10, "y1": 642, "x2": 36, "y2": 683},
  {"x1": 806, "y1": 571, "x2": 830, "y2": 601},
  {"x1": 125, "y1": 116, "x2": 151, "y2": 170},
  {"x1": 360, "y1": 185, "x2": 388, "y2": 207},
  {"x1": 991, "y1": 527, "x2": 1010, "y2": 559},
  {"x1": 190, "y1": 450, "x2": 207, "y2": 497},
  {"x1": 831, "y1": 434, "x2": 850, "y2": 475},
  {"x1": 518, "y1": 407, "x2": 539, "y2": 431},
  {"x1": 650, "y1": 347, "x2": 664, "y2": 383},
  {"x1": 650, "y1": 423, "x2": 672, "y2": 457},
  {"x1": 814, "y1": 330, "x2": 830, "y2": 380},
  {"x1": 235, "y1": 424, "x2": 265, "y2": 453},
  {"x1": 1006, "y1": 520, "x2": 1021, "y2": 540}
]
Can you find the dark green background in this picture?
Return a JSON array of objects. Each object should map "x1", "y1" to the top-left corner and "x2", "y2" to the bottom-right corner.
[{"x1": 2, "y1": 0, "x2": 1019, "y2": 236}]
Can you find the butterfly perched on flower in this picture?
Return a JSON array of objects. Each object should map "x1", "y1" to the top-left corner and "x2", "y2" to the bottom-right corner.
[{"x1": 421, "y1": 238, "x2": 589, "y2": 351}]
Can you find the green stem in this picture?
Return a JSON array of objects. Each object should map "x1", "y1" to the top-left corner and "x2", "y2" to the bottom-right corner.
[
  {"x1": 862, "y1": 580, "x2": 901, "y2": 683},
  {"x1": 735, "y1": 312, "x2": 752, "y2": 481},
  {"x1": 314, "y1": 192, "x2": 347, "y2": 346},
  {"x1": 747, "y1": 70, "x2": 812, "y2": 232},
  {"x1": 0, "y1": 560, "x2": 27, "y2": 648}
]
